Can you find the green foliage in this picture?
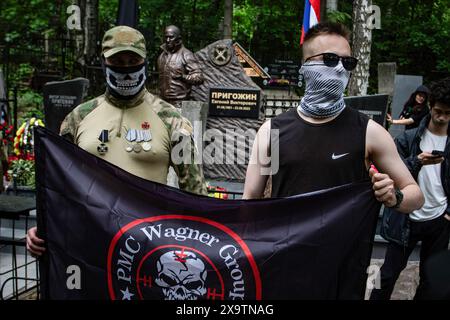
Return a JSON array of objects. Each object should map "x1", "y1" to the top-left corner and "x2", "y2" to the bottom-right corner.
[
  {"x1": 232, "y1": 0, "x2": 303, "y2": 64},
  {"x1": 369, "y1": 0, "x2": 450, "y2": 82},
  {"x1": 18, "y1": 90, "x2": 43, "y2": 109},
  {"x1": 136, "y1": 0, "x2": 225, "y2": 59},
  {"x1": 332, "y1": 0, "x2": 450, "y2": 91},
  {"x1": 326, "y1": 11, "x2": 352, "y2": 25},
  {"x1": 8, "y1": 159, "x2": 36, "y2": 187},
  {"x1": 17, "y1": 90, "x2": 44, "y2": 121},
  {"x1": 0, "y1": 0, "x2": 58, "y2": 44},
  {"x1": 233, "y1": 2, "x2": 260, "y2": 42},
  {"x1": 0, "y1": 0, "x2": 449, "y2": 98},
  {"x1": 9, "y1": 63, "x2": 34, "y2": 86},
  {"x1": 99, "y1": 0, "x2": 119, "y2": 29}
]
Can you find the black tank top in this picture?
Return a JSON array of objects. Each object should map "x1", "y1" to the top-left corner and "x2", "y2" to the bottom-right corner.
[{"x1": 271, "y1": 107, "x2": 370, "y2": 197}]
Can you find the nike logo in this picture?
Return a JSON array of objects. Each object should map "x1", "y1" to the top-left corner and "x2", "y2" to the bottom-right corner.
[{"x1": 332, "y1": 153, "x2": 349, "y2": 160}]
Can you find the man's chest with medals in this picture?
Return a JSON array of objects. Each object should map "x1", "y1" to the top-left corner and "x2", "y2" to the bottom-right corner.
[{"x1": 94, "y1": 119, "x2": 170, "y2": 164}]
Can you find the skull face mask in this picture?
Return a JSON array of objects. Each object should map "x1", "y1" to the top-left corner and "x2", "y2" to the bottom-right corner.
[{"x1": 104, "y1": 62, "x2": 147, "y2": 99}]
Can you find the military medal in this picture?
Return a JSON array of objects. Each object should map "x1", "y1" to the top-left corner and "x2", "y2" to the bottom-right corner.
[
  {"x1": 141, "y1": 122, "x2": 152, "y2": 152},
  {"x1": 142, "y1": 122, "x2": 150, "y2": 130},
  {"x1": 143, "y1": 130, "x2": 152, "y2": 142},
  {"x1": 142, "y1": 142, "x2": 152, "y2": 151},
  {"x1": 125, "y1": 123, "x2": 153, "y2": 153},
  {"x1": 133, "y1": 144, "x2": 142, "y2": 153},
  {"x1": 125, "y1": 128, "x2": 136, "y2": 152},
  {"x1": 97, "y1": 129, "x2": 109, "y2": 155},
  {"x1": 135, "y1": 130, "x2": 141, "y2": 142}
]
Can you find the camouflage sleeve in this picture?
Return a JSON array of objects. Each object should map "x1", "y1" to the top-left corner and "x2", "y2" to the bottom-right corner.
[
  {"x1": 59, "y1": 99, "x2": 99, "y2": 143},
  {"x1": 157, "y1": 104, "x2": 207, "y2": 196},
  {"x1": 59, "y1": 111, "x2": 77, "y2": 142}
]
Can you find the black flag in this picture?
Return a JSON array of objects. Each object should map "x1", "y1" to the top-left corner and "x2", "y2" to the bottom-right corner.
[
  {"x1": 35, "y1": 127, "x2": 380, "y2": 300},
  {"x1": 116, "y1": 0, "x2": 139, "y2": 28}
]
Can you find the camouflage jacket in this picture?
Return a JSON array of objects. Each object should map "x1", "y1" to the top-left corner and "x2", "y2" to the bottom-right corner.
[{"x1": 60, "y1": 88, "x2": 207, "y2": 196}]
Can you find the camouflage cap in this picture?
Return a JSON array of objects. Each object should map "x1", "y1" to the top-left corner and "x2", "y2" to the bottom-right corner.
[{"x1": 102, "y1": 26, "x2": 146, "y2": 58}]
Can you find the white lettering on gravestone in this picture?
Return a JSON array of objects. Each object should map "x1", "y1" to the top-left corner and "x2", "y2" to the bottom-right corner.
[{"x1": 49, "y1": 95, "x2": 77, "y2": 108}]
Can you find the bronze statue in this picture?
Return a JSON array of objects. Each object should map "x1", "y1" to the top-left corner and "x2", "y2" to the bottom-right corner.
[{"x1": 157, "y1": 25, "x2": 204, "y2": 107}]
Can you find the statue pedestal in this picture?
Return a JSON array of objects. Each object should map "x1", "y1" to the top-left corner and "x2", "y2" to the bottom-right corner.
[
  {"x1": 180, "y1": 101, "x2": 208, "y2": 135},
  {"x1": 166, "y1": 100, "x2": 208, "y2": 189}
]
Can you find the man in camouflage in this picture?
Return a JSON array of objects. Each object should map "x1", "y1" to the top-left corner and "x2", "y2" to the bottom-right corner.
[{"x1": 27, "y1": 26, "x2": 207, "y2": 257}]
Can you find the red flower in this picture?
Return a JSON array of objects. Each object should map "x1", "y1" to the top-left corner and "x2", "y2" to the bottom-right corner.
[{"x1": 8, "y1": 155, "x2": 19, "y2": 163}]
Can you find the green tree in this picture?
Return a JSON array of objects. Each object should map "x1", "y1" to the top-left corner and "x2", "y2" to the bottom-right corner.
[
  {"x1": 1, "y1": 0, "x2": 449, "y2": 97},
  {"x1": 232, "y1": 0, "x2": 303, "y2": 64},
  {"x1": 370, "y1": 0, "x2": 450, "y2": 86}
]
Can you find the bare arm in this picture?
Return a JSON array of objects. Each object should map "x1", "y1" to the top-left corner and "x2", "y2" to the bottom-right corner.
[
  {"x1": 386, "y1": 114, "x2": 415, "y2": 126},
  {"x1": 243, "y1": 120, "x2": 271, "y2": 199},
  {"x1": 392, "y1": 118, "x2": 415, "y2": 126},
  {"x1": 366, "y1": 120, "x2": 424, "y2": 213},
  {"x1": 386, "y1": 114, "x2": 414, "y2": 126}
]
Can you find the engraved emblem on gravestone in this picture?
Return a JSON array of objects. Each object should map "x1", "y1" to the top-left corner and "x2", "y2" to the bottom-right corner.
[{"x1": 208, "y1": 44, "x2": 232, "y2": 67}]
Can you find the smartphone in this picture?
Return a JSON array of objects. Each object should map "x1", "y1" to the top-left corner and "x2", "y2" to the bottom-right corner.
[{"x1": 431, "y1": 150, "x2": 445, "y2": 157}]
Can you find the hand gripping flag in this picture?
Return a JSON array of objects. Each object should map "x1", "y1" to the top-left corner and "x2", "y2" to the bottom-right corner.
[
  {"x1": 301, "y1": 0, "x2": 321, "y2": 44},
  {"x1": 35, "y1": 127, "x2": 380, "y2": 300}
]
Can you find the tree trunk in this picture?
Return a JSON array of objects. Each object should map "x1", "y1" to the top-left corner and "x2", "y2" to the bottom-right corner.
[
  {"x1": 320, "y1": 1, "x2": 326, "y2": 21},
  {"x1": 188, "y1": 0, "x2": 197, "y2": 47},
  {"x1": 327, "y1": 0, "x2": 338, "y2": 12},
  {"x1": 73, "y1": 0, "x2": 86, "y2": 67},
  {"x1": 84, "y1": 0, "x2": 99, "y2": 65},
  {"x1": 348, "y1": 0, "x2": 372, "y2": 96},
  {"x1": 223, "y1": 0, "x2": 232, "y2": 39}
]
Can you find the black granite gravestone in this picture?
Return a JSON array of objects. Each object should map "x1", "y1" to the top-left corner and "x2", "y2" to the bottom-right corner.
[
  {"x1": 344, "y1": 94, "x2": 389, "y2": 126},
  {"x1": 209, "y1": 87, "x2": 260, "y2": 119},
  {"x1": 265, "y1": 59, "x2": 301, "y2": 87},
  {"x1": 43, "y1": 78, "x2": 89, "y2": 133}
]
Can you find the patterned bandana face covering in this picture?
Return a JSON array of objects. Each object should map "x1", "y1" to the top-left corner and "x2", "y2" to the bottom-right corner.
[
  {"x1": 298, "y1": 60, "x2": 350, "y2": 119},
  {"x1": 105, "y1": 62, "x2": 147, "y2": 98}
]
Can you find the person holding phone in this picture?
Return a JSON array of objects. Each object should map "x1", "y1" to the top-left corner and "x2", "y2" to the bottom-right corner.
[{"x1": 371, "y1": 77, "x2": 450, "y2": 300}]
